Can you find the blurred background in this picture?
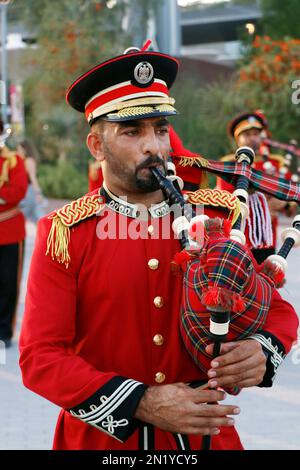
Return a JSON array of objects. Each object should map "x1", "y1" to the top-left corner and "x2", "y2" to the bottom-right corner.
[{"x1": 0, "y1": 0, "x2": 300, "y2": 450}]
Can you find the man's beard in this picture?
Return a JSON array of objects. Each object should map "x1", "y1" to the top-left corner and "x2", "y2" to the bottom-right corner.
[
  {"x1": 103, "y1": 143, "x2": 167, "y2": 193},
  {"x1": 135, "y1": 155, "x2": 167, "y2": 192}
]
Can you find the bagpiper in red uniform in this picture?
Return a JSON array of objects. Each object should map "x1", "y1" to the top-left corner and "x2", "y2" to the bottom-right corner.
[
  {"x1": 217, "y1": 111, "x2": 293, "y2": 264},
  {"x1": 19, "y1": 48, "x2": 298, "y2": 450},
  {"x1": 0, "y1": 122, "x2": 28, "y2": 346}
]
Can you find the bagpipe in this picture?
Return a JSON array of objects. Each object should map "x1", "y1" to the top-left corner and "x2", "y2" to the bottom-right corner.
[
  {"x1": 262, "y1": 137, "x2": 300, "y2": 183},
  {"x1": 150, "y1": 134, "x2": 300, "y2": 450}
]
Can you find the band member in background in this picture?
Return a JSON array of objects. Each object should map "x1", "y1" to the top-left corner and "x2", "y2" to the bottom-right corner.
[
  {"x1": 218, "y1": 111, "x2": 293, "y2": 264},
  {"x1": 0, "y1": 120, "x2": 28, "y2": 347},
  {"x1": 18, "y1": 139, "x2": 46, "y2": 223},
  {"x1": 19, "y1": 47, "x2": 298, "y2": 450}
]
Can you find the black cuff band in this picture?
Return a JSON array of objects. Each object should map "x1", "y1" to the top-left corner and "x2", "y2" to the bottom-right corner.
[
  {"x1": 68, "y1": 376, "x2": 147, "y2": 442},
  {"x1": 249, "y1": 330, "x2": 286, "y2": 387}
]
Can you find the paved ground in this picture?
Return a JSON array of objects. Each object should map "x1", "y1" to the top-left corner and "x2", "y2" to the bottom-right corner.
[{"x1": 0, "y1": 209, "x2": 299, "y2": 450}]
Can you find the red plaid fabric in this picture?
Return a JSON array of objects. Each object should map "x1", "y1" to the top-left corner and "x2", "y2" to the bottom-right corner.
[
  {"x1": 179, "y1": 158, "x2": 300, "y2": 202},
  {"x1": 180, "y1": 221, "x2": 273, "y2": 376}
]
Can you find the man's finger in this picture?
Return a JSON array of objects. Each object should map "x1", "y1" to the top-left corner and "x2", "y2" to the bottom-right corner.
[
  {"x1": 208, "y1": 365, "x2": 265, "y2": 388},
  {"x1": 205, "y1": 342, "x2": 239, "y2": 356},
  {"x1": 210, "y1": 342, "x2": 255, "y2": 368},
  {"x1": 208, "y1": 354, "x2": 265, "y2": 379},
  {"x1": 213, "y1": 378, "x2": 258, "y2": 389},
  {"x1": 193, "y1": 389, "x2": 227, "y2": 404},
  {"x1": 196, "y1": 404, "x2": 240, "y2": 417}
]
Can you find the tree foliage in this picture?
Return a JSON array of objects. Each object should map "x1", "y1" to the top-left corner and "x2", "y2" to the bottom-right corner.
[
  {"x1": 259, "y1": 0, "x2": 300, "y2": 39},
  {"x1": 13, "y1": 0, "x2": 161, "y2": 196},
  {"x1": 237, "y1": 36, "x2": 300, "y2": 143}
]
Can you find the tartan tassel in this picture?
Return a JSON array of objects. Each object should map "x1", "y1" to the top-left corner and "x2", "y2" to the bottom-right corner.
[
  {"x1": 201, "y1": 287, "x2": 246, "y2": 313},
  {"x1": 259, "y1": 259, "x2": 286, "y2": 288}
]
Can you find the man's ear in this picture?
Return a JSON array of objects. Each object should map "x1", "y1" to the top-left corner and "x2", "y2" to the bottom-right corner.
[{"x1": 86, "y1": 132, "x2": 105, "y2": 162}]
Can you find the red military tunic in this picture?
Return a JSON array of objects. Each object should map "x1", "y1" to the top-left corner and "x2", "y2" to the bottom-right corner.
[
  {"x1": 0, "y1": 148, "x2": 27, "y2": 245},
  {"x1": 19, "y1": 187, "x2": 298, "y2": 450}
]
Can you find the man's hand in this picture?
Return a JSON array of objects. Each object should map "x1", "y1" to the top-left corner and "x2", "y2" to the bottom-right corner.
[
  {"x1": 205, "y1": 339, "x2": 267, "y2": 389},
  {"x1": 134, "y1": 382, "x2": 240, "y2": 435}
]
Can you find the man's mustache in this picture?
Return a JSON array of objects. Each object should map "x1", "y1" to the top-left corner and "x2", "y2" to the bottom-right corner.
[{"x1": 136, "y1": 156, "x2": 166, "y2": 172}]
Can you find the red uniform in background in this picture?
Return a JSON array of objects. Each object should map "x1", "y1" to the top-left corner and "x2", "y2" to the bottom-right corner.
[
  {"x1": 0, "y1": 143, "x2": 28, "y2": 345},
  {"x1": 88, "y1": 160, "x2": 103, "y2": 192},
  {"x1": 217, "y1": 112, "x2": 293, "y2": 264}
]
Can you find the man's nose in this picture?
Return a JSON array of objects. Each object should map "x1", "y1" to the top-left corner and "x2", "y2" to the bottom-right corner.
[{"x1": 142, "y1": 129, "x2": 161, "y2": 156}]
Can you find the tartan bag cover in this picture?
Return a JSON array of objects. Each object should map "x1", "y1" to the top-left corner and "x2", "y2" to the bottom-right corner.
[{"x1": 180, "y1": 219, "x2": 273, "y2": 376}]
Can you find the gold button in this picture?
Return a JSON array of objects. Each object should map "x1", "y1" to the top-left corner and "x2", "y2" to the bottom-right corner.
[
  {"x1": 148, "y1": 258, "x2": 159, "y2": 270},
  {"x1": 155, "y1": 372, "x2": 166, "y2": 384},
  {"x1": 153, "y1": 334, "x2": 164, "y2": 346},
  {"x1": 153, "y1": 296, "x2": 164, "y2": 308},
  {"x1": 148, "y1": 225, "x2": 154, "y2": 235}
]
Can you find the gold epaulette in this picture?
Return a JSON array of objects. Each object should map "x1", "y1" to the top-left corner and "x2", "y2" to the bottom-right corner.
[
  {"x1": 177, "y1": 155, "x2": 209, "y2": 169},
  {"x1": 220, "y1": 154, "x2": 235, "y2": 162},
  {"x1": 46, "y1": 194, "x2": 105, "y2": 268},
  {"x1": 0, "y1": 147, "x2": 18, "y2": 189},
  {"x1": 186, "y1": 188, "x2": 241, "y2": 225}
]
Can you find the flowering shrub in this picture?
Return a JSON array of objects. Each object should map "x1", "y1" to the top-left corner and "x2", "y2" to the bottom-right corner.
[
  {"x1": 236, "y1": 36, "x2": 300, "y2": 142},
  {"x1": 238, "y1": 36, "x2": 300, "y2": 92}
]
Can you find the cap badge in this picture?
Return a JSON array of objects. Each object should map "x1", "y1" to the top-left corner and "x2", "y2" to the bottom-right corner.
[{"x1": 134, "y1": 61, "x2": 154, "y2": 84}]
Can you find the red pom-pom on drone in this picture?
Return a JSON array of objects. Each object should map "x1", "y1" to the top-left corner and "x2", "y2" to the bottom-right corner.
[{"x1": 201, "y1": 287, "x2": 246, "y2": 313}]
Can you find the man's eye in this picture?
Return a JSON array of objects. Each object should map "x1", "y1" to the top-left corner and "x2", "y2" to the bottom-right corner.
[
  {"x1": 157, "y1": 128, "x2": 169, "y2": 135},
  {"x1": 125, "y1": 129, "x2": 138, "y2": 136}
]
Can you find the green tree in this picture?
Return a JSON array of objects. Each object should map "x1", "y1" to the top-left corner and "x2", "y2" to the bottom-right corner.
[
  {"x1": 172, "y1": 76, "x2": 246, "y2": 160},
  {"x1": 259, "y1": 0, "x2": 300, "y2": 39},
  {"x1": 15, "y1": 0, "x2": 159, "y2": 197}
]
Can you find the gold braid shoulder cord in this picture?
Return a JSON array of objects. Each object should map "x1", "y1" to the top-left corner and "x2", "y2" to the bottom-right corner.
[
  {"x1": 46, "y1": 188, "x2": 239, "y2": 267},
  {"x1": 46, "y1": 194, "x2": 105, "y2": 268},
  {"x1": 186, "y1": 188, "x2": 241, "y2": 226}
]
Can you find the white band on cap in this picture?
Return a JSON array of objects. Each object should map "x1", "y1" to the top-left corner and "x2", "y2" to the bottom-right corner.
[
  {"x1": 210, "y1": 319, "x2": 229, "y2": 336},
  {"x1": 86, "y1": 78, "x2": 168, "y2": 107}
]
